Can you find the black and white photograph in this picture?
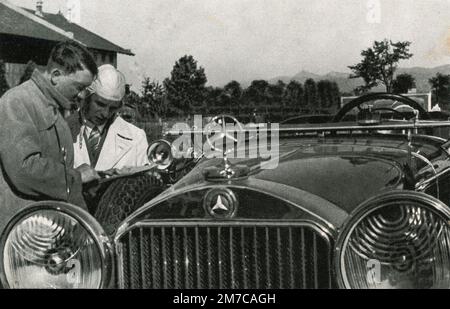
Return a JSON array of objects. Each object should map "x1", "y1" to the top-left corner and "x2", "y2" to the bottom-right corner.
[{"x1": 0, "y1": 0, "x2": 449, "y2": 292}]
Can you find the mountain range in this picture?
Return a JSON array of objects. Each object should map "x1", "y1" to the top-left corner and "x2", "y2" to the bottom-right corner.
[{"x1": 258, "y1": 65, "x2": 450, "y2": 94}]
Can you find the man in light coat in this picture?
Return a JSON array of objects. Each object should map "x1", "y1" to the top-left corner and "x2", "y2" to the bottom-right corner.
[
  {"x1": 68, "y1": 64, "x2": 150, "y2": 173},
  {"x1": 0, "y1": 41, "x2": 100, "y2": 234}
]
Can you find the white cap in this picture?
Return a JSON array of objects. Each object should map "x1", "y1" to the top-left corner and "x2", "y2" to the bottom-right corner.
[{"x1": 88, "y1": 64, "x2": 126, "y2": 102}]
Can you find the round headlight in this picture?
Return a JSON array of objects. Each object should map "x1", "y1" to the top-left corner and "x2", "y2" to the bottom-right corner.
[
  {"x1": 336, "y1": 191, "x2": 450, "y2": 289},
  {"x1": 0, "y1": 202, "x2": 112, "y2": 289},
  {"x1": 147, "y1": 140, "x2": 174, "y2": 170}
]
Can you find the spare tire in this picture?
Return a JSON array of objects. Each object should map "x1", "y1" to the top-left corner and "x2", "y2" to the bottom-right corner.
[{"x1": 94, "y1": 172, "x2": 164, "y2": 236}]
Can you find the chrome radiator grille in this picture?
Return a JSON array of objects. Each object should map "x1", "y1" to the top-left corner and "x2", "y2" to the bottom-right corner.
[{"x1": 116, "y1": 222, "x2": 332, "y2": 289}]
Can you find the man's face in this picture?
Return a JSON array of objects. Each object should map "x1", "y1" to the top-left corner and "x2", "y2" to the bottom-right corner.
[
  {"x1": 84, "y1": 93, "x2": 122, "y2": 126},
  {"x1": 52, "y1": 67, "x2": 94, "y2": 102}
]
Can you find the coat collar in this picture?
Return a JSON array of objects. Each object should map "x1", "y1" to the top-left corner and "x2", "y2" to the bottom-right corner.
[{"x1": 29, "y1": 70, "x2": 70, "y2": 131}]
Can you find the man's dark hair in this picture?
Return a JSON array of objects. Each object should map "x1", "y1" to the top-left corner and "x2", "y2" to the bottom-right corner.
[{"x1": 47, "y1": 40, "x2": 98, "y2": 76}]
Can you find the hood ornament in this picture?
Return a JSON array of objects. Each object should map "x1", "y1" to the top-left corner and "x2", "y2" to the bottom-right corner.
[
  {"x1": 219, "y1": 154, "x2": 236, "y2": 179},
  {"x1": 203, "y1": 115, "x2": 249, "y2": 181},
  {"x1": 202, "y1": 157, "x2": 250, "y2": 181}
]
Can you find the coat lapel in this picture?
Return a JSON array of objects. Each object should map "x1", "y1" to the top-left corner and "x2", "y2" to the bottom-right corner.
[{"x1": 95, "y1": 117, "x2": 134, "y2": 170}]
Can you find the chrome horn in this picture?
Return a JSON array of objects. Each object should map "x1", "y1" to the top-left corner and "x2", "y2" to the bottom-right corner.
[{"x1": 147, "y1": 140, "x2": 174, "y2": 170}]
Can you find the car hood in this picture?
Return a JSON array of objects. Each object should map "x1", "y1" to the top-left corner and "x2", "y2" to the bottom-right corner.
[
  {"x1": 173, "y1": 138, "x2": 408, "y2": 215},
  {"x1": 253, "y1": 153, "x2": 403, "y2": 213}
]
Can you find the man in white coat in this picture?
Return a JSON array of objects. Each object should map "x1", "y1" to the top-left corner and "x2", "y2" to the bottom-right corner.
[{"x1": 68, "y1": 64, "x2": 150, "y2": 174}]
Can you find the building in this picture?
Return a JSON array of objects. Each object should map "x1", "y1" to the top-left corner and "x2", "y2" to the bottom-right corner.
[{"x1": 0, "y1": 0, "x2": 134, "y2": 87}]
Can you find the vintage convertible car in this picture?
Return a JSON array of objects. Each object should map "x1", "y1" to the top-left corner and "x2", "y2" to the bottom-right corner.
[{"x1": 1, "y1": 93, "x2": 450, "y2": 289}]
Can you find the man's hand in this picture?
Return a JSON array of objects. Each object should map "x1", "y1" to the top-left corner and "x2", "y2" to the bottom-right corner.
[
  {"x1": 76, "y1": 164, "x2": 101, "y2": 183},
  {"x1": 103, "y1": 166, "x2": 154, "y2": 176},
  {"x1": 98, "y1": 168, "x2": 120, "y2": 177}
]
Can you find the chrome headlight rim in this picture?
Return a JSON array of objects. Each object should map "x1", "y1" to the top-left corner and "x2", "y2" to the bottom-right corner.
[
  {"x1": 0, "y1": 201, "x2": 113, "y2": 289},
  {"x1": 147, "y1": 139, "x2": 176, "y2": 170},
  {"x1": 335, "y1": 190, "x2": 450, "y2": 289}
]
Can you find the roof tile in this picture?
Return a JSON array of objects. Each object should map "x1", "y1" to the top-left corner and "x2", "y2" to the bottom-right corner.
[
  {"x1": 0, "y1": 3, "x2": 69, "y2": 42},
  {"x1": 0, "y1": 2, "x2": 133, "y2": 55}
]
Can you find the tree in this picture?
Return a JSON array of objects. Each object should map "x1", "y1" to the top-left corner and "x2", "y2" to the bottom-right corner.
[
  {"x1": 0, "y1": 59, "x2": 9, "y2": 97},
  {"x1": 429, "y1": 73, "x2": 450, "y2": 104},
  {"x1": 141, "y1": 77, "x2": 167, "y2": 118},
  {"x1": 317, "y1": 80, "x2": 331, "y2": 109},
  {"x1": 265, "y1": 81, "x2": 285, "y2": 105},
  {"x1": 224, "y1": 80, "x2": 242, "y2": 99},
  {"x1": 19, "y1": 60, "x2": 37, "y2": 84},
  {"x1": 224, "y1": 80, "x2": 243, "y2": 113},
  {"x1": 121, "y1": 87, "x2": 140, "y2": 124},
  {"x1": 284, "y1": 80, "x2": 305, "y2": 110},
  {"x1": 316, "y1": 80, "x2": 341, "y2": 111},
  {"x1": 263, "y1": 81, "x2": 285, "y2": 120},
  {"x1": 123, "y1": 86, "x2": 140, "y2": 110},
  {"x1": 392, "y1": 73, "x2": 415, "y2": 94},
  {"x1": 245, "y1": 80, "x2": 269, "y2": 106},
  {"x1": 348, "y1": 39, "x2": 413, "y2": 93},
  {"x1": 328, "y1": 81, "x2": 341, "y2": 112},
  {"x1": 304, "y1": 78, "x2": 318, "y2": 113},
  {"x1": 163, "y1": 55, "x2": 207, "y2": 116},
  {"x1": 205, "y1": 86, "x2": 226, "y2": 109}
]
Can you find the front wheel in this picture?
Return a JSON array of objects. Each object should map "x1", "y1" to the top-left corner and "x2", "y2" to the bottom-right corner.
[{"x1": 94, "y1": 172, "x2": 164, "y2": 236}]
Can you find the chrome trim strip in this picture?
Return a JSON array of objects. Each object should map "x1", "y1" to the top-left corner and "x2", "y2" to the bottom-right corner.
[
  {"x1": 124, "y1": 219, "x2": 332, "y2": 234},
  {"x1": 416, "y1": 166, "x2": 450, "y2": 190},
  {"x1": 411, "y1": 152, "x2": 437, "y2": 174},
  {"x1": 288, "y1": 227, "x2": 294, "y2": 287},
  {"x1": 218, "y1": 227, "x2": 224, "y2": 288},
  {"x1": 116, "y1": 242, "x2": 125, "y2": 289},
  {"x1": 161, "y1": 227, "x2": 168, "y2": 288},
  {"x1": 206, "y1": 227, "x2": 212, "y2": 287},
  {"x1": 139, "y1": 228, "x2": 146, "y2": 289},
  {"x1": 300, "y1": 228, "x2": 306, "y2": 285},
  {"x1": 276, "y1": 227, "x2": 282, "y2": 288},
  {"x1": 195, "y1": 226, "x2": 200, "y2": 288},
  {"x1": 264, "y1": 227, "x2": 270, "y2": 288},
  {"x1": 229, "y1": 227, "x2": 235, "y2": 288},
  {"x1": 167, "y1": 120, "x2": 450, "y2": 135},
  {"x1": 253, "y1": 227, "x2": 259, "y2": 288},
  {"x1": 241, "y1": 226, "x2": 247, "y2": 289}
]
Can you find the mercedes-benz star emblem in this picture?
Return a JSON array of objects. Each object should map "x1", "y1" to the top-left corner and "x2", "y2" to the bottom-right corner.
[
  {"x1": 203, "y1": 188, "x2": 238, "y2": 219},
  {"x1": 212, "y1": 195, "x2": 228, "y2": 212}
]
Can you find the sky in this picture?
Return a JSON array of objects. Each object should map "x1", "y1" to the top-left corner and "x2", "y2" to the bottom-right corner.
[{"x1": 10, "y1": 0, "x2": 450, "y2": 89}]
